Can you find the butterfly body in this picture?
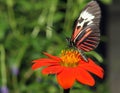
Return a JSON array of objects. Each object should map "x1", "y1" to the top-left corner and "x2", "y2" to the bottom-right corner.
[{"x1": 68, "y1": 1, "x2": 101, "y2": 62}]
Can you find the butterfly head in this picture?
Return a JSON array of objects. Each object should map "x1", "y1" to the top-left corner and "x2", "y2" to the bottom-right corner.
[{"x1": 66, "y1": 37, "x2": 75, "y2": 48}]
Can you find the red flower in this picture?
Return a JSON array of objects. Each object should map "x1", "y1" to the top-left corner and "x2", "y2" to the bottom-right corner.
[{"x1": 32, "y1": 49, "x2": 104, "y2": 89}]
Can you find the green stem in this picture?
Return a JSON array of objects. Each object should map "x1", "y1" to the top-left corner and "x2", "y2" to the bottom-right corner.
[
  {"x1": 64, "y1": 88, "x2": 70, "y2": 93},
  {"x1": 63, "y1": 0, "x2": 73, "y2": 33},
  {"x1": 12, "y1": 74, "x2": 19, "y2": 93},
  {"x1": 0, "y1": 44, "x2": 7, "y2": 86},
  {"x1": 6, "y1": 0, "x2": 18, "y2": 35},
  {"x1": 46, "y1": 0, "x2": 58, "y2": 39}
]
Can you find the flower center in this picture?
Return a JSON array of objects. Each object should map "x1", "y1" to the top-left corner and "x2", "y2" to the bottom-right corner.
[{"x1": 60, "y1": 49, "x2": 82, "y2": 67}]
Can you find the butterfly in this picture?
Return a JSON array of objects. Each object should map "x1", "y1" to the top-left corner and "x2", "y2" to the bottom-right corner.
[{"x1": 67, "y1": 1, "x2": 101, "y2": 62}]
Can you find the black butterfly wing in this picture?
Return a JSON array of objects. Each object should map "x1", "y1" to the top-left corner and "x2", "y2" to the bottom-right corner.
[
  {"x1": 75, "y1": 24, "x2": 100, "y2": 52},
  {"x1": 79, "y1": 0, "x2": 101, "y2": 26},
  {"x1": 71, "y1": 1, "x2": 101, "y2": 52}
]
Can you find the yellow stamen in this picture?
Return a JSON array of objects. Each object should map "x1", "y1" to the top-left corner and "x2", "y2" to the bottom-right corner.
[{"x1": 60, "y1": 49, "x2": 82, "y2": 67}]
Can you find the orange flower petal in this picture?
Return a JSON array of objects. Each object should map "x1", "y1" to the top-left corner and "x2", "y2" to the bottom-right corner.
[
  {"x1": 79, "y1": 58, "x2": 104, "y2": 78},
  {"x1": 42, "y1": 65, "x2": 63, "y2": 74},
  {"x1": 57, "y1": 68, "x2": 75, "y2": 89},
  {"x1": 88, "y1": 58, "x2": 104, "y2": 71},
  {"x1": 32, "y1": 58, "x2": 59, "y2": 63},
  {"x1": 43, "y1": 52, "x2": 61, "y2": 61},
  {"x1": 32, "y1": 62, "x2": 47, "y2": 70},
  {"x1": 76, "y1": 67, "x2": 95, "y2": 86},
  {"x1": 81, "y1": 65, "x2": 104, "y2": 78},
  {"x1": 32, "y1": 59, "x2": 59, "y2": 70}
]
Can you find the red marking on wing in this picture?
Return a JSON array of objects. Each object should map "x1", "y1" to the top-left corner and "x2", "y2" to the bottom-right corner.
[
  {"x1": 86, "y1": 39, "x2": 98, "y2": 44},
  {"x1": 83, "y1": 42, "x2": 96, "y2": 47},
  {"x1": 75, "y1": 26, "x2": 100, "y2": 52},
  {"x1": 80, "y1": 44, "x2": 93, "y2": 51},
  {"x1": 71, "y1": 27, "x2": 82, "y2": 41},
  {"x1": 79, "y1": 45, "x2": 90, "y2": 52},
  {"x1": 76, "y1": 28, "x2": 92, "y2": 46}
]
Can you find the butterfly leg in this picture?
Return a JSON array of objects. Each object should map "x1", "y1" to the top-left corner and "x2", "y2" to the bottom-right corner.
[{"x1": 78, "y1": 49, "x2": 88, "y2": 62}]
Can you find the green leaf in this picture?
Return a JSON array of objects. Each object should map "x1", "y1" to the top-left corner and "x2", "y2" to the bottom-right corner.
[
  {"x1": 86, "y1": 51, "x2": 103, "y2": 63},
  {"x1": 101, "y1": 0, "x2": 112, "y2": 4}
]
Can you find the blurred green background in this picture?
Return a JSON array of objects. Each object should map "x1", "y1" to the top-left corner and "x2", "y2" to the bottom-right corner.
[{"x1": 0, "y1": 0, "x2": 112, "y2": 93}]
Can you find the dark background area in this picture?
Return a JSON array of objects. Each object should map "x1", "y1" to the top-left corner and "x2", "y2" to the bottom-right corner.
[{"x1": 108, "y1": 0, "x2": 120, "y2": 93}]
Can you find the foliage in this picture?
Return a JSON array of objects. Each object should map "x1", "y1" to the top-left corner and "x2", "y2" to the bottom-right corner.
[{"x1": 0, "y1": 0, "x2": 111, "y2": 93}]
